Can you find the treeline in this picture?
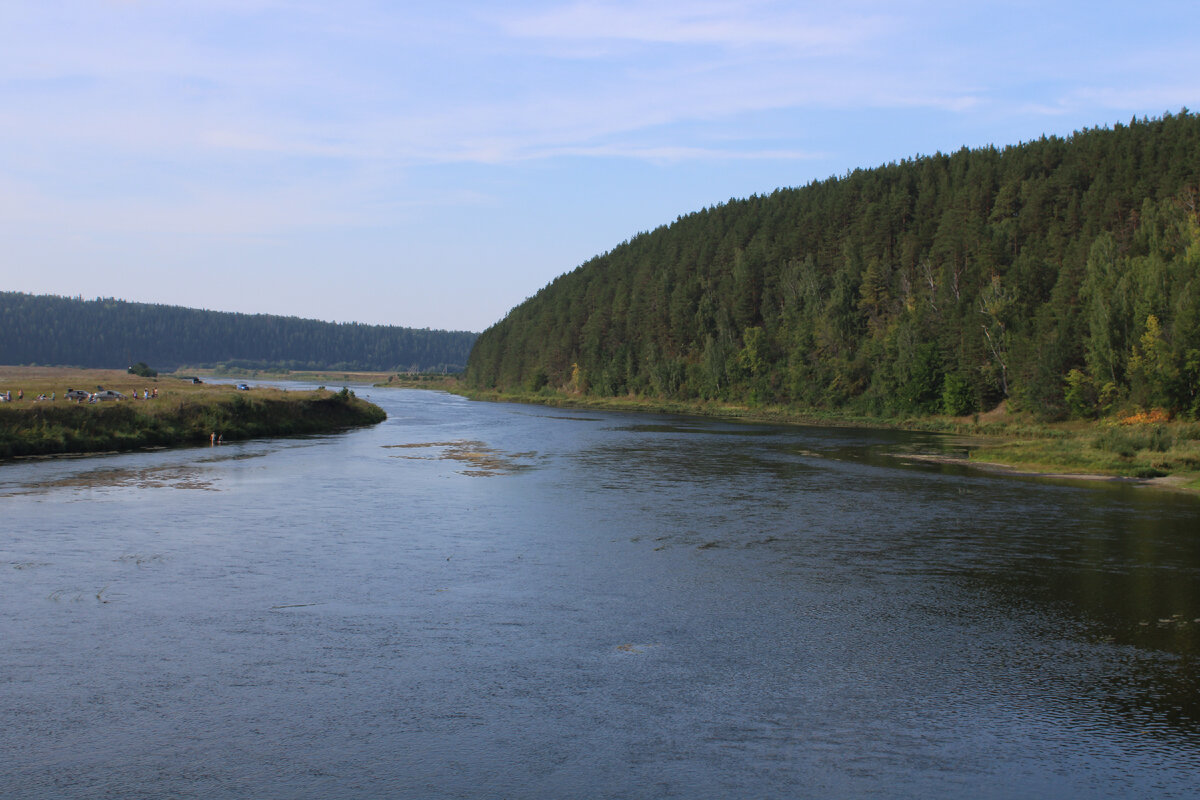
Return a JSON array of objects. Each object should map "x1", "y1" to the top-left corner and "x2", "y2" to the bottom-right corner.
[
  {"x1": 0, "y1": 293, "x2": 477, "y2": 373},
  {"x1": 467, "y1": 111, "x2": 1200, "y2": 419}
]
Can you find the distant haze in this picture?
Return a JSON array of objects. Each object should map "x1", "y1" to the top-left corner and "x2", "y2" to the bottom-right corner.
[{"x1": 0, "y1": 292, "x2": 476, "y2": 373}]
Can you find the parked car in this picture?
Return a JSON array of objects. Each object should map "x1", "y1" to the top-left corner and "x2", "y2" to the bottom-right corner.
[
  {"x1": 64, "y1": 389, "x2": 90, "y2": 401},
  {"x1": 236, "y1": 383, "x2": 250, "y2": 391},
  {"x1": 90, "y1": 390, "x2": 127, "y2": 402}
]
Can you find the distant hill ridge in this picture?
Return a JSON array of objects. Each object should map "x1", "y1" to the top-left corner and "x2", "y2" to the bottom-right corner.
[
  {"x1": 0, "y1": 292, "x2": 477, "y2": 373},
  {"x1": 466, "y1": 111, "x2": 1200, "y2": 419}
]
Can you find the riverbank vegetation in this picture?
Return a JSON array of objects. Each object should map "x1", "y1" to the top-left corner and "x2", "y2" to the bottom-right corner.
[
  {"x1": 458, "y1": 385, "x2": 1200, "y2": 490},
  {"x1": 376, "y1": 372, "x2": 465, "y2": 390},
  {"x1": 188, "y1": 366, "x2": 395, "y2": 384},
  {"x1": 0, "y1": 367, "x2": 386, "y2": 459}
]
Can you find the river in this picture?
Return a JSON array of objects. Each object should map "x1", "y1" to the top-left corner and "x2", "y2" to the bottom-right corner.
[{"x1": 2, "y1": 384, "x2": 1198, "y2": 799}]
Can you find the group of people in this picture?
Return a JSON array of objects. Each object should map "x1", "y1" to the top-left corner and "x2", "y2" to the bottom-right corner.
[{"x1": 0, "y1": 387, "x2": 162, "y2": 402}]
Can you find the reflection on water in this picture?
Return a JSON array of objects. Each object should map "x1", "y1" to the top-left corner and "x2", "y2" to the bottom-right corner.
[
  {"x1": 2, "y1": 388, "x2": 1199, "y2": 799},
  {"x1": 0, "y1": 449, "x2": 274, "y2": 497},
  {"x1": 1, "y1": 464, "x2": 217, "y2": 494}
]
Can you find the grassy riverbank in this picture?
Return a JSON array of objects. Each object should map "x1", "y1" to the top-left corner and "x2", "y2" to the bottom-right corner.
[
  {"x1": 0, "y1": 367, "x2": 386, "y2": 459},
  {"x1": 455, "y1": 384, "x2": 1200, "y2": 492},
  {"x1": 375, "y1": 372, "x2": 464, "y2": 390},
  {"x1": 184, "y1": 366, "x2": 395, "y2": 384}
]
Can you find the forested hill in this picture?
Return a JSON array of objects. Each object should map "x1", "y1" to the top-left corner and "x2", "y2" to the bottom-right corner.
[
  {"x1": 0, "y1": 293, "x2": 477, "y2": 372},
  {"x1": 466, "y1": 112, "x2": 1200, "y2": 419}
]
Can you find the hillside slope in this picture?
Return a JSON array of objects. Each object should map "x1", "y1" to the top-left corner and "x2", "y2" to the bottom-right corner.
[{"x1": 466, "y1": 112, "x2": 1200, "y2": 419}]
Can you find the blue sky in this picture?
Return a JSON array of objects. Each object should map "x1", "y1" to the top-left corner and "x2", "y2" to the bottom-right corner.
[{"x1": 2, "y1": 1, "x2": 1197, "y2": 332}]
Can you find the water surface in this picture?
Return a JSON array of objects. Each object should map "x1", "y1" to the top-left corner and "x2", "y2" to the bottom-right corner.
[{"x1": 2, "y1": 386, "x2": 1198, "y2": 798}]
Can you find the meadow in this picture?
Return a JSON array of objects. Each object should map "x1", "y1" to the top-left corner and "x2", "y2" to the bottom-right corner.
[{"x1": 0, "y1": 366, "x2": 385, "y2": 459}]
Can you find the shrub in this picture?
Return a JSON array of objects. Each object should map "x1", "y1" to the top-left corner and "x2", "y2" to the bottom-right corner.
[
  {"x1": 1094, "y1": 426, "x2": 1143, "y2": 457},
  {"x1": 128, "y1": 361, "x2": 158, "y2": 378},
  {"x1": 1120, "y1": 408, "x2": 1170, "y2": 425},
  {"x1": 941, "y1": 372, "x2": 976, "y2": 416},
  {"x1": 1094, "y1": 424, "x2": 1174, "y2": 456},
  {"x1": 1064, "y1": 369, "x2": 1098, "y2": 418}
]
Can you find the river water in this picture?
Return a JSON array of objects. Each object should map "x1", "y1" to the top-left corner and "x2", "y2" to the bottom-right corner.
[{"x1": 2, "y1": 385, "x2": 1198, "y2": 799}]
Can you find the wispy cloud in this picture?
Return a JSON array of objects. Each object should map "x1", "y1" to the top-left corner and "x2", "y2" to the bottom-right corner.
[
  {"x1": 505, "y1": 0, "x2": 889, "y2": 52},
  {"x1": 1, "y1": 1, "x2": 981, "y2": 169},
  {"x1": 4, "y1": 0, "x2": 1186, "y2": 236},
  {"x1": 3, "y1": 1, "x2": 1198, "y2": 329},
  {"x1": 528, "y1": 144, "x2": 825, "y2": 164}
]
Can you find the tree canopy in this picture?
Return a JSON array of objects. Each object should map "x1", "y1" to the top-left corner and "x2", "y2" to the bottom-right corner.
[
  {"x1": 467, "y1": 112, "x2": 1200, "y2": 419},
  {"x1": 0, "y1": 293, "x2": 477, "y2": 373}
]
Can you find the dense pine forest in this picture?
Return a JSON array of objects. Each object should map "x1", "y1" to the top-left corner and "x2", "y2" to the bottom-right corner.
[
  {"x1": 467, "y1": 112, "x2": 1200, "y2": 420},
  {"x1": 0, "y1": 293, "x2": 477, "y2": 373}
]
